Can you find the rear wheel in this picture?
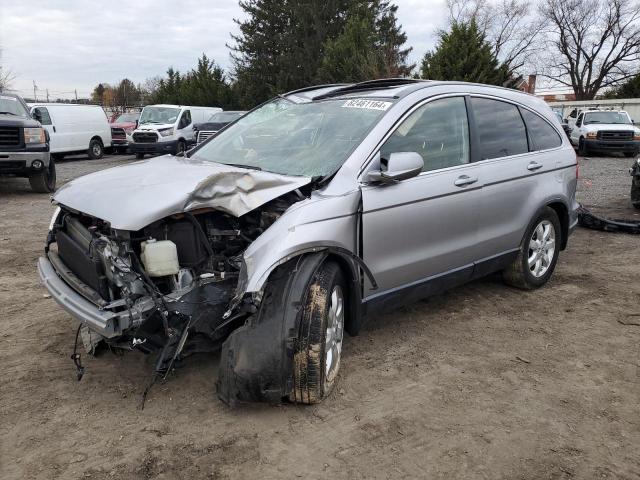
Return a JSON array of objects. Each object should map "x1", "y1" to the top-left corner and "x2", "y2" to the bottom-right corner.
[
  {"x1": 289, "y1": 261, "x2": 346, "y2": 404},
  {"x1": 29, "y1": 159, "x2": 56, "y2": 193},
  {"x1": 88, "y1": 139, "x2": 104, "y2": 159},
  {"x1": 503, "y1": 207, "x2": 561, "y2": 290}
]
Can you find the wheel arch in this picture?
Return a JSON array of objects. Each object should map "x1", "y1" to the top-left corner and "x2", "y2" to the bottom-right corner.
[
  {"x1": 546, "y1": 201, "x2": 569, "y2": 250},
  {"x1": 90, "y1": 135, "x2": 104, "y2": 146}
]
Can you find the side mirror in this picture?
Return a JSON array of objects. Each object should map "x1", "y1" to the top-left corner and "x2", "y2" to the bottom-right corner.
[
  {"x1": 32, "y1": 108, "x2": 42, "y2": 123},
  {"x1": 367, "y1": 152, "x2": 424, "y2": 184},
  {"x1": 563, "y1": 118, "x2": 568, "y2": 124}
]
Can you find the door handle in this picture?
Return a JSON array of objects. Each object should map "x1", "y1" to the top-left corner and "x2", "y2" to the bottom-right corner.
[
  {"x1": 53, "y1": 126, "x2": 56, "y2": 133},
  {"x1": 527, "y1": 161, "x2": 543, "y2": 171},
  {"x1": 454, "y1": 175, "x2": 478, "y2": 187}
]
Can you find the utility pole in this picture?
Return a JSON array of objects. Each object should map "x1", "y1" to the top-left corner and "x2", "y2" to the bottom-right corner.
[
  {"x1": 46, "y1": 89, "x2": 50, "y2": 102},
  {"x1": 74, "y1": 89, "x2": 78, "y2": 102},
  {"x1": 33, "y1": 80, "x2": 37, "y2": 102}
]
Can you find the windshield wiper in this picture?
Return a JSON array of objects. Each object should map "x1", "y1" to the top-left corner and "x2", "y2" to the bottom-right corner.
[
  {"x1": 0, "y1": 111, "x2": 17, "y2": 116},
  {"x1": 225, "y1": 163, "x2": 262, "y2": 171}
]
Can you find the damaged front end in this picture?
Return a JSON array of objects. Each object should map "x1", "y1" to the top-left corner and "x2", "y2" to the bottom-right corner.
[{"x1": 39, "y1": 191, "x2": 305, "y2": 380}]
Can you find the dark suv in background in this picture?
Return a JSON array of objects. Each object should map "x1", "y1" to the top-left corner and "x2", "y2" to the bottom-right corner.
[{"x1": 0, "y1": 93, "x2": 54, "y2": 192}]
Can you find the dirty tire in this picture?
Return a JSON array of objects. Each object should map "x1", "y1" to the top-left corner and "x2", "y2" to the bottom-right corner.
[
  {"x1": 88, "y1": 139, "x2": 104, "y2": 159},
  {"x1": 29, "y1": 159, "x2": 56, "y2": 193},
  {"x1": 503, "y1": 207, "x2": 561, "y2": 290},
  {"x1": 289, "y1": 261, "x2": 346, "y2": 404},
  {"x1": 135, "y1": 153, "x2": 144, "y2": 160}
]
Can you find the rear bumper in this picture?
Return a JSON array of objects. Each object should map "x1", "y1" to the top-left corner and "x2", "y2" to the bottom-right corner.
[
  {"x1": 0, "y1": 150, "x2": 50, "y2": 175},
  {"x1": 129, "y1": 140, "x2": 178, "y2": 154},
  {"x1": 37, "y1": 256, "x2": 151, "y2": 338},
  {"x1": 584, "y1": 139, "x2": 639, "y2": 153}
]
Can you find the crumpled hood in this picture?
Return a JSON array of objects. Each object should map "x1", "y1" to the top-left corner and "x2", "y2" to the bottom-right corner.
[{"x1": 53, "y1": 155, "x2": 312, "y2": 230}]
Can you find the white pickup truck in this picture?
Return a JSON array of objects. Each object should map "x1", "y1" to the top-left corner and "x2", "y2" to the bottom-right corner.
[{"x1": 568, "y1": 109, "x2": 640, "y2": 157}]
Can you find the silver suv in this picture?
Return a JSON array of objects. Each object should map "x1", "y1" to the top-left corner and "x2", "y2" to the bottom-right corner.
[{"x1": 38, "y1": 79, "x2": 578, "y2": 405}]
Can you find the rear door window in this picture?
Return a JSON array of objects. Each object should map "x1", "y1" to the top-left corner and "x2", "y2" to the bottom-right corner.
[
  {"x1": 520, "y1": 109, "x2": 562, "y2": 151},
  {"x1": 380, "y1": 96, "x2": 470, "y2": 172},
  {"x1": 471, "y1": 98, "x2": 528, "y2": 160}
]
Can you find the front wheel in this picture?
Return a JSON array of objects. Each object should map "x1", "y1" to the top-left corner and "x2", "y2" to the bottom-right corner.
[
  {"x1": 578, "y1": 137, "x2": 589, "y2": 156},
  {"x1": 503, "y1": 207, "x2": 561, "y2": 290},
  {"x1": 624, "y1": 152, "x2": 637, "y2": 158},
  {"x1": 135, "y1": 153, "x2": 145, "y2": 160},
  {"x1": 29, "y1": 159, "x2": 56, "y2": 193},
  {"x1": 289, "y1": 261, "x2": 346, "y2": 404},
  {"x1": 175, "y1": 140, "x2": 186, "y2": 156},
  {"x1": 88, "y1": 139, "x2": 104, "y2": 159}
]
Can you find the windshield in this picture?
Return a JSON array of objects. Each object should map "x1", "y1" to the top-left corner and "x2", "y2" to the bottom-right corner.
[
  {"x1": 584, "y1": 111, "x2": 631, "y2": 125},
  {"x1": 191, "y1": 97, "x2": 392, "y2": 177},
  {"x1": 115, "y1": 113, "x2": 139, "y2": 123},
  {"x1": 0, "y1": 94, "x2": 30, "y2": 117},
  {"x1": 207, "y1": 111, "x2": 244, "y2": 123},
  {"x1": 139, "y1": 106, "x2": 180, "y2": 125}
]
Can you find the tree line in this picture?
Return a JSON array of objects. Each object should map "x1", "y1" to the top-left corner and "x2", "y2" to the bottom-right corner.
[{"x1": 90, "y1": 0, "x2": 640, "y2": 110}]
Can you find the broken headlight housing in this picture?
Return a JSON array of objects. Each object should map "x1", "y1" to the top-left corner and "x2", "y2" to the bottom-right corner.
[{"x1": 48, "y1": 206, "x2": 61, "y2": 231}]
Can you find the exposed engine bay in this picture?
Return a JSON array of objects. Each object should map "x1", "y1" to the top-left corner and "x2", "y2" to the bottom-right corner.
[{"x1": 45, "y1": 190, "x2": 307, "y2": 390}]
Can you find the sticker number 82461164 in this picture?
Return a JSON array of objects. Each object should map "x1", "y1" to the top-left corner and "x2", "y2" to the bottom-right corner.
[{"x1": 342, "y1": 99, "x2": 392, "y2": 111}]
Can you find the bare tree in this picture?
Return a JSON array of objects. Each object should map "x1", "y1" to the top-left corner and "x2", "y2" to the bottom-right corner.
[
  {"x1": 447, "y1": 0, "x2": 544, "y2": 74},
  {"x1": 540, "y1": 0, "x2": 640, "y2": 100},
  {"x1": 0, "y1": 48, "x2": 15, "y2": 93}
]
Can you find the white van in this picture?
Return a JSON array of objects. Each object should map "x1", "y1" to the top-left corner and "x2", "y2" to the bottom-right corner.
[
  {"x1": 129, "y1": 104, "x2": 222, "y2": 158},
  {"x1": 29, "y1": 104, "x2": 113, "y2": 159}
]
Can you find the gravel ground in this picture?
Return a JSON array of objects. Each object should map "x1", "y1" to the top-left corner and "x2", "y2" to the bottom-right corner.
[
  {"x1": 1, "y1": 151, "x2": 639, "y2": 480},
  {"x1": 576, "y1": 152, "x2": 639, "y2": 217}
]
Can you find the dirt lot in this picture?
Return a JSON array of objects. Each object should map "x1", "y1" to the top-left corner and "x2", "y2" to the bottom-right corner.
[{"x1": 1, "y1": 153, "x2": 639, "y2": 479}]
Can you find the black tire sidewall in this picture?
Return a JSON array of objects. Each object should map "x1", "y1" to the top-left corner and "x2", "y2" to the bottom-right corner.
[
  {"x1": 520, "y1": 208, "x2": 561, "y2": 288},
  {"x1": 46, "y1": 159, "x2": 56, "y2": 191}
]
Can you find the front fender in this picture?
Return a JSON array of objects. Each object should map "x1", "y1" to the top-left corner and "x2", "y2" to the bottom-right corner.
[{"x1": 239, "y1": 190, "x2": 361, "y2": 294}]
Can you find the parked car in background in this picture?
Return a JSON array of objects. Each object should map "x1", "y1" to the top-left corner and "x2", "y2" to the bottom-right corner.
[
  {"x1": 0, "y1": 93, "x2": 54, "y2": 192},
  {"x1": 194, "y1": 111, "x2": 246, "y2": 144},
  {"x1": 554, "y1": 111, "x2": 571, "y2": 138},
  {"x1": 129, "y1": 104, "x2": 221, "y2": 158},
  {"x1": 109, "y1": 112, "x2": 140, "y2": 153},
  {"x1": 29, "y1": 103, "x2": 112, "y2": 160},
  {"x1": 38, "y1": 79, "x2": 578, "y2": 405},
  {"x1": 569, "y1": 109, "x2": 640, "y2": 156}
]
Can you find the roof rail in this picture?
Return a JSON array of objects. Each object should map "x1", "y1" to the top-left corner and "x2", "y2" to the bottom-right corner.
[{"x1": 312, "y1": 78, "x2": 424, "y2": 101}]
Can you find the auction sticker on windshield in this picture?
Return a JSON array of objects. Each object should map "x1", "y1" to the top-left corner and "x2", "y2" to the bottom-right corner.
[{"x1": 342, "y1": 99, "x2": 392, "y2": 110}]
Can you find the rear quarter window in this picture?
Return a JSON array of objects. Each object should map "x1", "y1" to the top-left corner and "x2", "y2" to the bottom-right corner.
[
  {"x1": 471, "y1": 97, "x2": 528, "y2": 160},
  {"x1": 520, "y1": 109, "x2": 562, "y2": 151}
]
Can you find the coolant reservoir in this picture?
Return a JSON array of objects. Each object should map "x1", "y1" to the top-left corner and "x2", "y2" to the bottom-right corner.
[{"x1": 140, "y1": 239, "x2": 180, "y2": 277}]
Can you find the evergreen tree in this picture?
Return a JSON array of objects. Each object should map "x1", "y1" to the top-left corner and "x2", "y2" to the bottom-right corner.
[
  {"x1": 317, "y1": 1, "x2": 413, "y2": 83},
  {"x1": 231, "y1": 0, "x2": 380, "y2": 108},
  {"x1": 420, "y1": 20, "x2": 513, "y2": 86},
  {"x1": 603, "y1": 74, "x2": 640, "y2": 99}
]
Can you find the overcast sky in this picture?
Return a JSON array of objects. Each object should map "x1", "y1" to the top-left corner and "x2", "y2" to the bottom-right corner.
[{"x1": 0, "y1": 0, "x2": 448, "y2": 100}]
